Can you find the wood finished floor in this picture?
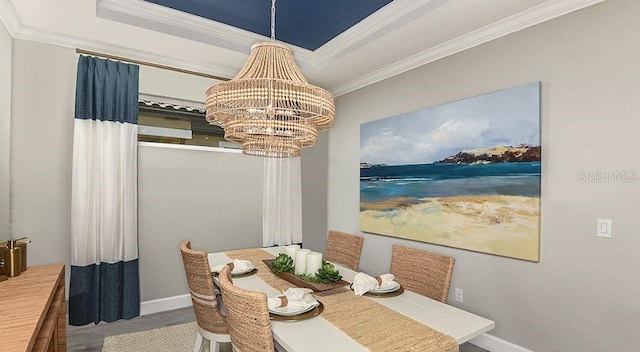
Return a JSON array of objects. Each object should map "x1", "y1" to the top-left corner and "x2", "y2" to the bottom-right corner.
[{"x1": 67, "y1": 307, "x2": 488, "y2": 352}]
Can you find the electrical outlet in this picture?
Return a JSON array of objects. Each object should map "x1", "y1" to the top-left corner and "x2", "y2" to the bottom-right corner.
[
  {"x1": 596, "y1": 218, "x2": 612, "y2": 238},
  {"x1": 455, "y1": 288, "x2": 463, "y2": 303}
]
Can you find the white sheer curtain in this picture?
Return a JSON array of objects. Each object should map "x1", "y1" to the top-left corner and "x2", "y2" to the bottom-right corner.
[{"x1": 263, "y1": 157, "x2": 302, "y2": 246}]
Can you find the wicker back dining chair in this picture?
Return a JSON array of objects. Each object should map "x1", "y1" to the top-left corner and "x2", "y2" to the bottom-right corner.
[
  {"x1": 389, "y1": 244, "x2": 456, "y2": 303},
  {"x1": 325, "y1": 230, "x2": 365, "y2": 271},
  {"x1": 218, "y1": 265, "x2": 275, "y2": 352},
  {"x1": 180, "y1": 240, "x2": 230, "y2": 352}
]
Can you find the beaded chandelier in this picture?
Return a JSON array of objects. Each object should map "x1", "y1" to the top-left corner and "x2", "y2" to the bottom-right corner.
[{"x1": 205, "y1": 0, "x2": 335, "y2": 158}]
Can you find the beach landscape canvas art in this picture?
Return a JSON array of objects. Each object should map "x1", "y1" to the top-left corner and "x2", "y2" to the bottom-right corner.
[{"x1": 360, "y1": 82, "x2": 541, "y2": 261}]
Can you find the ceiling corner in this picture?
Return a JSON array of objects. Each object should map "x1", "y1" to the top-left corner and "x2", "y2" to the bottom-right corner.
[{"x1": 0, "y1": 0, "x2": 22, "y2": 37}]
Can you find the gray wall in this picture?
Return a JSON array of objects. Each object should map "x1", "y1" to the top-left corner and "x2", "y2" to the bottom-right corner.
[
  {"x1": 11, "y1": 39, "x2": 75, "y2": 273},
  {"x1": 138, "y1": 145, "x2": 263, "y2": 300},
  {"x1": 328, "y1": 1, "x2": 640, "y2": 351},
  {"x1": 0, "y1": 21, "x2": 12, "y2": 238},
  {"x1": 300, "y1": 133, "x2": 329, "y2": 253},
  {"x1": 7, "y1": 39, "x2": 327, "y2": 302}
]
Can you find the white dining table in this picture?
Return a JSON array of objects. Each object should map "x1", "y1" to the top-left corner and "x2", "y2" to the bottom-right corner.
[{"x1": 208, "y1": 247, "x2": 494, "y2": 352}]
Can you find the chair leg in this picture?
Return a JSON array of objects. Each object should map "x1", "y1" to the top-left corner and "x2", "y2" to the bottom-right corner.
[
  {"x1": 212, "y1": 341, "x2": 222, "y2": 352},
  {"x1": 194, "y1": 331, "x2": 204, "y2": 352}
]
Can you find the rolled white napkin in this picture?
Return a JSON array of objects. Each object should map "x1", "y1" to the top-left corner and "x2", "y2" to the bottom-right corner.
[
  {"x1": 267, "y1": 288, "x2": 319, "y2": 310},
  {"x1": 211, "y1": 259, "x2": 254, "y2": 274},
  {"x1": 352, "y1": 272, "x2": 395, "y2": 296}
]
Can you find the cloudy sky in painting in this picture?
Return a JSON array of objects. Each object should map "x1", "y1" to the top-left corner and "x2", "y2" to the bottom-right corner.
[{"x1": 360, "y1": 82, "x2": 540, "y2": 165}]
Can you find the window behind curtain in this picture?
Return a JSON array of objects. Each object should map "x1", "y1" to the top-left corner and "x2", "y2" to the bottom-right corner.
[{"x1": 137, "y1": 98, "x2": 240, "y2": 150}]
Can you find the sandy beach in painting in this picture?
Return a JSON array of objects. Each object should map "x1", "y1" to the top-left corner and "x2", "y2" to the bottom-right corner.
[{"x1": 360, "y1": 195, "x2": 540, "y2": 261}]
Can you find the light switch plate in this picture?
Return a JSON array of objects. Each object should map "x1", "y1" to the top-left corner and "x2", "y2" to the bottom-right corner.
[
  {"x1": 455, "y1": 288, "x2": 463, "y2": 303},
  {"x1": 596, "y1": 218, "x2": 612, "y2": 238}
]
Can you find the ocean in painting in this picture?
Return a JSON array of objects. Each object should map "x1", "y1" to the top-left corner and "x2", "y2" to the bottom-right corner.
[
  {"x1": 359, "y1": 161, "x2": 541, "y2": 261},
  {"x1": 360, "y1": 162, "x2": 540, "y2": 207}
]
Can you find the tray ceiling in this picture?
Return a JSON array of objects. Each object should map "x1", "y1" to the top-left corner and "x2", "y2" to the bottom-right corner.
[
  {"x1": 143, "y1": 0, "x2": 392, "y2": 51},
  {"x1": 0, "y1": 0, "x2": 608, "y2": 95}
]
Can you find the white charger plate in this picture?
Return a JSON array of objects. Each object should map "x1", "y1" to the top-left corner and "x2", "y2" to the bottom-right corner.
[
  {"x1": 370, "y1": 281, "x2": 400, "y2": 293},
  {"x1": 268, "y1": 303, "x2": 319, "y2": 316}
]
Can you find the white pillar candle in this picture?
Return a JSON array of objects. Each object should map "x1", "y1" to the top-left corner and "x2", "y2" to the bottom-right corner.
[
  {"x1": 294, "y1": 249, "x2": 311, "y2": 275},
  {"x1": 305, "y1": 252, "x2": 323, "y2": 275},
  {"x1": 285, "y1": 244, "x2": 300, "y2": 265}
]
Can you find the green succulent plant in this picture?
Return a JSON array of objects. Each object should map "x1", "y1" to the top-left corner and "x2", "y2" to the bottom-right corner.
[
  {"x1": 298, "y1": 261, "x2": 342, "y2": 283},
  {"x1": 314, "y1": 260, "x2": 342, "y2": 283},
  {"x1": 271, "y1": 253, "x2": 294, "y2": 274}
]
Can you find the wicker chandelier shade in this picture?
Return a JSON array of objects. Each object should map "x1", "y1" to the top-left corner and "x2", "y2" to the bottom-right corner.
[{"x1": 205, "y1": 41, "x2": 335, "y2": 158}]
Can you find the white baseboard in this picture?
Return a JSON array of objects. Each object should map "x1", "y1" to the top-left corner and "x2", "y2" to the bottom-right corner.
[
  {"x1": 470, "y1": 333, "x2": 534, "y2": 352},
  {"x1": 140, "y1": 294, "x2": 192, "y2": 316}
]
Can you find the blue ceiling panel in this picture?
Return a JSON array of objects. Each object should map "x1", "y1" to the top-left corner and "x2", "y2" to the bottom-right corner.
[{"x1": 144, "y1": 0, "x2": 392, "y2": 51}]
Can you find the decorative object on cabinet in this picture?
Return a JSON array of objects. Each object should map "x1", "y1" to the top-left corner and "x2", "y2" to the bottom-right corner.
[{"x1": 0, "y1": 237, "x2": 30, "y2": 277}]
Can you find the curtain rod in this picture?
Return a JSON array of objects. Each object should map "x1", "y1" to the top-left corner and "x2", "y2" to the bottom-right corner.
[{"x1": 75, "y1": 48, "x2": 230, "y2": 81}]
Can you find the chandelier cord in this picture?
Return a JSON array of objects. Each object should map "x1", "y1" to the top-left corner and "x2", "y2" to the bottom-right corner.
[{"x1": 270, "y1": 0, "x2": 276, "y2": 41}]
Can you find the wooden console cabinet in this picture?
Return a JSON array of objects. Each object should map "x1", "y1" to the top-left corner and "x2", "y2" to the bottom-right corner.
[{"x1": 0, "y1": 264, "x2": 66, "y2": 351}]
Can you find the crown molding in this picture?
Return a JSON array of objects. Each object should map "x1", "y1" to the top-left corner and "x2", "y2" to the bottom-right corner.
[
  {"x1": 1, "y1": 0, "x2": 609, "y2": 97},
  {"x1": 0, "y1": 0, "x2": 239, "y2": 79},
  {"x1": 0, "y1": 6, "x2": 238, "y2": 81},
  {"x1": 97, "y1": 0, "x2": 258, "y2": 52},
  {"x1": 331, "y1": 0, "x2": 608, "y2": 96},
  {"x1": 315, "y1": 0, "x2": 449, "y2": 66},
  {"x1": 96, "y1": 0, "x2": 446, "y2": 71},
  {"x1": 96, "y1": 0, "x2": 317, "y2": 69},
  {"x1": 0, "y1": 0, "x2": 20, "y2": 36}
]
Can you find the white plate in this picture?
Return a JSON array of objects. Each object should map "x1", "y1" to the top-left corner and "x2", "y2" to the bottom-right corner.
[
  {"x1": 268, "y1": 303, "x2": 318, "y2": 316},
  {"x1": 370, "y1": 281, "x2": 400, "y2": 293},
  {"x1": 268, "y1": 295, "x2": 320, "y2": 316},
  {"x1": 231, "y1": 265, "x2": 255, "y2": 275}
]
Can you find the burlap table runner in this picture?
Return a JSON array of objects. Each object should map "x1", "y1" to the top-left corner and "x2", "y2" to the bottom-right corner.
[{"x1": 225, "y1": 248, "x2": 459, "y2": 352}]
